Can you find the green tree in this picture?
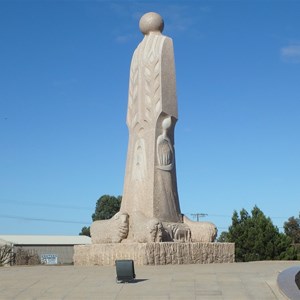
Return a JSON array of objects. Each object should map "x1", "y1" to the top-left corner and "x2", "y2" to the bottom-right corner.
[
  {"x1": 79, "y1": 226, "x2": 91, "y2": 237},
  {"x1": 223, "y1": 206, "x2": 297, "y2": 262},
  {"x1": 284, "y1": 214, "x2": 300, "y2": 244},
  {"x1": 79, "y1": 195, "x2": 122, "y2": 236},
  {"x1": 217, "y1": 231, "x2": 229, "y2": 242},
  {"x1": 92, "y1": 195, "x2": 122, "y2": 221}
]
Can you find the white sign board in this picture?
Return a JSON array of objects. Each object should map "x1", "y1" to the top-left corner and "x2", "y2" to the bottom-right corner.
[{"x1": 41, "y1": 254, "x2": 58, "y2": 265}]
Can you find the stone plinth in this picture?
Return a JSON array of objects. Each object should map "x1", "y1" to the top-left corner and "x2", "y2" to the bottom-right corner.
[{"x1": 74, "y1": 242, "x2": 234, "y2": 266}]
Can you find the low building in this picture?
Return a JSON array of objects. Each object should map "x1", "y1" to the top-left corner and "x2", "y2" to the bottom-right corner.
[{"x1": 0, "y1": 235, "x2": 91, "y2": 265}]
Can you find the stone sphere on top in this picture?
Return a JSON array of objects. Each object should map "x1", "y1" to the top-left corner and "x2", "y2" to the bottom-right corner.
[{"x1": 139, "y1": 12, "x2": 164, "y2": 35}]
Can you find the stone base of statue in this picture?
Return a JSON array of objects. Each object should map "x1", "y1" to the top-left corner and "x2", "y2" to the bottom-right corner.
[{"x1": 73, "y1": 242, "x2": 234, "y2": 266}]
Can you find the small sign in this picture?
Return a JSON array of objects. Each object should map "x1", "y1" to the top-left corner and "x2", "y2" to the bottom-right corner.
[{"x1": 41, "y1": 254, "x2": 58, "y2": 265}]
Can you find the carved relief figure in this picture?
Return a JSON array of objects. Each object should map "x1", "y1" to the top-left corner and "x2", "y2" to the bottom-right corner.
[
  {"x1": 90, "y1": 212, "x2": 129, "y2": 244},
  {"x1": 156, "y1": 116, "x2": 174, "y2": 171}
]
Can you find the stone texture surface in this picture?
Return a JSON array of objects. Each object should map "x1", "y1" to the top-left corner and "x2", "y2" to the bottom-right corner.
[
  {"x1": 120, "y1": 12, "x2": 181, "y2": 225},
  {"x1": 183, "y1": 215, "x2": 217, "y2": 242},
  {"x1": 90, "y1": 12, "x2": 218, "y2": 246},
  {"x1": 126, "y1": 211, "x2": 163, "y2": 243},
  {"x1": 90, "y1": 212, "x2": 129, "y2": 244},
  {"x1": 74, "y1": 242, "x2": 234, "y2": 266},
  {"x1": 86, "y1": 13, "x2": 222, "y2": 266}
]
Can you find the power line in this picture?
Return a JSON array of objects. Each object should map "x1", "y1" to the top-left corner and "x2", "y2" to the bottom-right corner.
[
  {"x1": 0, "y1": 201, "x2": 295, "y2": 228},
  {"x1": 185, "y1": 213, "x2": 293, "y2": 219},
  {"x1": 0, "y1": 214, "x2": 289, "y2": 231},
  {"x1": 0, "y1": 214, "x2": 89, "y2": 225},
  {"x1": 191, "y1": 213, "x2": 208, "y2": 221},
  {"x1": 0, "y1": 199, "x2": 296, "y2": 220},
  {"x1": 186, "y1": 213, "x2": 231, "y2": 218},
  {"x1": 0, "y1": 199, "x2": 92, "y2": 210}
]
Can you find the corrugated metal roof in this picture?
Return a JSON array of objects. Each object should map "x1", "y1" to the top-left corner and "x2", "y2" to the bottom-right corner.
[
  {"x1": 0, "y1": 235, "x2": 91, "y2": 245},
  {"x1": 0, "y1": 238, "x2": 11, "y2": 245}
]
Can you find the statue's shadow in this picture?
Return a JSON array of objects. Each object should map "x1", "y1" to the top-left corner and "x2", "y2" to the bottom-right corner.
[
  {"x1": 132, "y1": 279, "x2": 148, "y2": 283},
  {"x1": 117, "y1": 279, "x2": 148, "y2": 284}
]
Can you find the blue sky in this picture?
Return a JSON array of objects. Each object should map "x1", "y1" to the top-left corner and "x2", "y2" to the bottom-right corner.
[{"x1": 1, "y1": 0, "x2": 299, "y2": 236}]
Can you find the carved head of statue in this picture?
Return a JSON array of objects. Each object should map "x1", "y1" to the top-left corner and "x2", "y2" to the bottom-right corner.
[
  {"x1": 162, "y1": 116, "x2": 172, "y2": 130},
  {"x1": 139, "y1": 12, "x2": 164, "y2": 35}
]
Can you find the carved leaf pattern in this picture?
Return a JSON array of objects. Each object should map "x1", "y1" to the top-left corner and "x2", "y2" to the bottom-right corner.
[
  {"x1": 128, "y1": 57, "x2": 139, "y2": 128},
  {"x1": 144, "y1": 52, "x2": 161, "y2": 123}
]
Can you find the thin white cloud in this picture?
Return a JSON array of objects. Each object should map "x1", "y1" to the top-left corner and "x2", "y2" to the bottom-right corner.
[
  {"x1": 157, "y1": 4, "x2": 210, "y2": 35},
  {"x1": 281, "y1": 44, "x2": 300, "y2": 63},
  {"x1": 115, "y1": 33, "x2": 140, "y2": 44},
  {"x1": 109, "y1": 2, "x2": 210, "y2": 43}
]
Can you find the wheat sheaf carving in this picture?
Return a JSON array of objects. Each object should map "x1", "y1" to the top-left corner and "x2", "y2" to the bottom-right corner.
[
  {"x1": 128, "y1": 57, "x2": 139, "y2": 128},
  {"x1": 144, "y1": 52, "x2": 161, "y2": 123}
]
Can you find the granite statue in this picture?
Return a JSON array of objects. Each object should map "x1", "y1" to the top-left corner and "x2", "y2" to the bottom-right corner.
[{"x1": 91, "y1": 12, "x2": 217, "y2": 245}]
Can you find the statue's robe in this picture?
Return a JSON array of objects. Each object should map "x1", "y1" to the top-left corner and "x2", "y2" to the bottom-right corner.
[{"x1": 121, "y1": 32, "x2": 182, "y2": 223}]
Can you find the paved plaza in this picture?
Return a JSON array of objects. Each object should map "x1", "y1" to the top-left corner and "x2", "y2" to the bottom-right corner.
[{"x1": 0, "y1": 261, "x2": 299, "y2": 299}]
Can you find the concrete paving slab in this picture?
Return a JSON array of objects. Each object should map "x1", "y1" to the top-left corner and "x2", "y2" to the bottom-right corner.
[{"x1": 0, "y1": 261, "x2": 299, "y2": 299}]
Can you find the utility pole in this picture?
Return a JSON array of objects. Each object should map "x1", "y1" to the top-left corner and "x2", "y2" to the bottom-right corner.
[{"x1": 191, "y1": 213, "x2": 208, "y2": 222}]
